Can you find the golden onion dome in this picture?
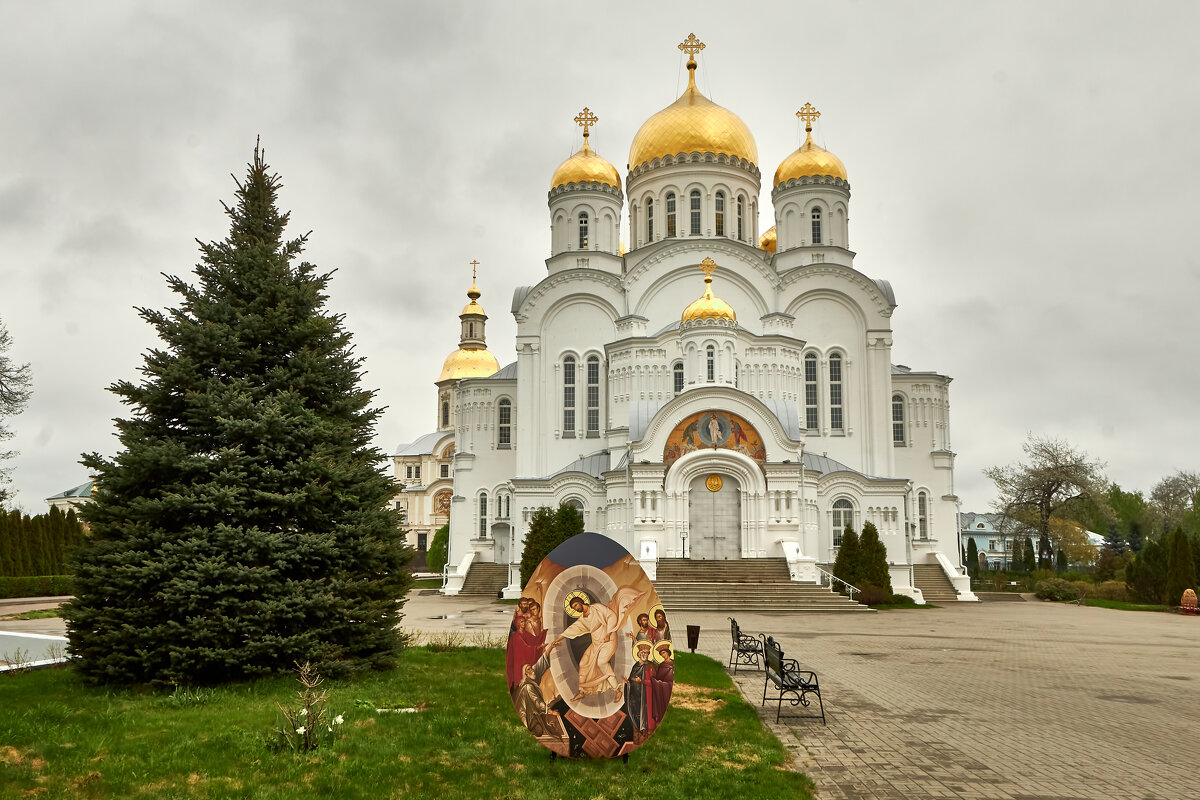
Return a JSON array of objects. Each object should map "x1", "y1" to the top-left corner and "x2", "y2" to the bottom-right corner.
[
  {"x1": 774, "y1": 103, "x2": 847, "y2": 185},
  {"x1": 681, "y1": 258, "x2": 737, "y2": 324},
  {"x1": 550, "y1": 140, "x2": 621, "y2": 191},
  {"x1": 759, "y1": 225, "x2": 777, "y2": 253},
  {"x1": 438, "y1": 348, "x2": 500, "y2": 382},
  {"x1": 628, "y1": 41, "x2": 757, "y2": 170}
]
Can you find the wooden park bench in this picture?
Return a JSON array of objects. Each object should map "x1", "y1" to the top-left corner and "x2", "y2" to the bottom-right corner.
[
  {"x1": 728, "y1": 617, "x2": 763, "y2": 674},
  {"x1": 760, "y1": 634, "x2": 825, "y2": 724}
]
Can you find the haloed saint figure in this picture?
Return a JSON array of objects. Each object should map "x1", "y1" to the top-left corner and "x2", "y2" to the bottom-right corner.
[{"x1": 507, "y1": 532, "x2": 674, "y2": 759}]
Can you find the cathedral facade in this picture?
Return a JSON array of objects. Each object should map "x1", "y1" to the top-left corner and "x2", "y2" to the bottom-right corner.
[{"x1": 395, "y1": 36, "x2": 973, "y2": 601}]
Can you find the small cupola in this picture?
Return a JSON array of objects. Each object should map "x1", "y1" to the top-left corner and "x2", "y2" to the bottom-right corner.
[
  {"x1": 547, "y1": 108, "x2": 623, "y2": 261},
  {"x1": 681, "y1": 258, "x2": 737, "y2": 325}
]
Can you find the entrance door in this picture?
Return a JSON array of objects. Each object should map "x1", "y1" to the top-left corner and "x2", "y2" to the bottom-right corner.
[{"x1": 687, "y1": 473, "x2": 741, "y2": 560}]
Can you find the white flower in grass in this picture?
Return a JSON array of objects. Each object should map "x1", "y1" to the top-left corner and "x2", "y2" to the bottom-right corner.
[
  {"x1": 327, "y1": 727, "x2": 333, "y2": 733},
  {"x1": 334, "y1": 715, "x2": 344, "y2": 725},
  {"x1": 299, "y1": 708, "x2": 308, "y2": 716},
  {"x1": 295, "y1": 726, "x2": 306, "y2": 735}
]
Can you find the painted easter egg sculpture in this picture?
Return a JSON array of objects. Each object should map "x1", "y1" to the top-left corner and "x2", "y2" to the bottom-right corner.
[{"x1": 506, "y1": 532, "x2": 674, "y2": 759}]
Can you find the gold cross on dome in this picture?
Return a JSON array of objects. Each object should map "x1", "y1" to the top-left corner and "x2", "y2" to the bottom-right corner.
[
  {"x1": 678, "y1": 33, "x2": 706, "y2": 62},
  {"x1": 699, "y1": 257, "x2": 718, "y2": 279},
  {"x1": 574, "y1": 107, "x2": 598, "y2": 141},
  {"x1": 797, "y1": 103, "x2": 821, "y2": 132},
  {"x1": 469, "y1": 259, "x2": 479, "y2": 281}
]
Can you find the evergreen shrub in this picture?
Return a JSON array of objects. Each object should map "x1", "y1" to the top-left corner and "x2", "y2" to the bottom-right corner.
[
  {"x1": 1034, "y1": 578, "x2": 1079, "y2": 601},
  {"x1": 0, "y1": 575, "x2": 75, "y2": 599},
  {"x1": 426, "y1": 525, "x2": 449, "y2": 575},
  {"x1": 856, "y1": 583, "x2": 891, "y2": 606}
]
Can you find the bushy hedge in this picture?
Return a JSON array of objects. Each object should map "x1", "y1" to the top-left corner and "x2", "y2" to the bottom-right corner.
[
  {"x1": 1091, "y1": 580, "x2": 1130, "y2": 601},
  {"x1": 856, "y1": 583, "x2": 891, "y2": 606},
  {"x1": 1034, "y1": 577, "x2": 1080, "y2": 602},
  {"x1": 0, "y1": 575, "x2": 75, "y2": 599}
]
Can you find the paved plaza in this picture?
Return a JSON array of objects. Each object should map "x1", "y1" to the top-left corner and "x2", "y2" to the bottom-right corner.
[{"x1": 6, "y1": 593, "x2": 1199, "y2": 798}]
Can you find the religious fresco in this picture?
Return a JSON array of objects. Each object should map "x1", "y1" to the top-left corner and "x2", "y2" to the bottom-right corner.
[
  {"x1": 662, "y1": 410, "x2": 766, "y2": 469},
  {"x1": 507, "y1": 532, "x2": 674, "y2": 759},
  {"x1": 433, "y1": 489, "x2": 451, "y2": 515}
]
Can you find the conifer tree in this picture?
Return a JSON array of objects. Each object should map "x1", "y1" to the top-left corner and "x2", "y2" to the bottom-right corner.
[
  {"x1": 64, "y1": 145, "x2": 411, "y2": 685},
  {"x1": 832, "y1": 525, "x2": 860, "y2": 591},
  {"x1": 520, "y1": 506, "x2": 561, "y2": 588},
  {"x1": 1023, "y1": 536, "x2": 1036, "y2": 573},
  {"x1": 966, "y1": 538, "x2": 978, "y2": 578},
  {"x1": 1126, "y1": 538, "x2": 1167, "y2": 604},
  {"x1": 1055, "y1": 548, "x2": 1068, "y2": 574},
  {"x1": 1164, "y1": 527, "x2": 1196, "y2": 606},
  {"x1": 858, "y1": 521, "x2": 893, "y2": 594}
]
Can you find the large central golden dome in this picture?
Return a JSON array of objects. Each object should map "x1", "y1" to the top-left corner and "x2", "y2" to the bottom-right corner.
[{"x1": 628, "y1": 47, "x2": 757, "y2": 170}]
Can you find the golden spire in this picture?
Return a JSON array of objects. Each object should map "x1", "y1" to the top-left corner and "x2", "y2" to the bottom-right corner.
[
  {"x1": 467, "y1": 259, "x2": 481, "y2": 300},
  {"x1": 797, "y1": 103, "x2": 821, "y2": 145},
  {"x1": 574, "y1": 107, "x2": 598, "y2": 148},
  {"x1": 678, "y1": 33, "x2": 705, "y2": 90}
]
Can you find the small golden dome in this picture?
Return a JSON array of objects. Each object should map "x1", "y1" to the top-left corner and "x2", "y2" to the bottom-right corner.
[
  {"x1": 438, "y1": 348, "x2": 500, "y2": 382},
  {"x1": 774, "y1": 104, "x2": 847, "y2": 185},
  {"x1": 681, "y1": 257, "x2": 737, "y2": 324},
  {"x1": 759, "y1": 226, "x2": 777, "y2": 253},
  {"x1": 628, "y1": 42, "x2": 757, "y2": 170},
  {"x1": 550, "y1": 140, "x2": 621, "y2": 191},
  {"x1": 461, "y1": 277, "x2": 485, "y2": 316}
]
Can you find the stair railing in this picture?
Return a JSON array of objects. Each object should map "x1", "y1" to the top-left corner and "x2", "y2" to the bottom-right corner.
[{"x1": 815, "y1": 566, "x2": 860, "y2": 602}]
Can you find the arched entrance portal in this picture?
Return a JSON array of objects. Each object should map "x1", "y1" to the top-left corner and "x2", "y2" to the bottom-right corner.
[{"x1": 688, "y1": 473, "x2": 741, "y2": 560}]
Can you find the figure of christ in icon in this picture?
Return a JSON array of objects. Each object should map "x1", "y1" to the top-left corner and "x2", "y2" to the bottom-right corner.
[
  {"x1": 544, "y1": 585, "x2": 646, "y2": 704},
  {"x1": 706, "y1": 412, "x2": 724, "y2": 446}
]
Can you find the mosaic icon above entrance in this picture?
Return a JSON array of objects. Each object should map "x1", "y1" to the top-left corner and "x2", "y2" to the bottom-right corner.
[
  {"x1": 663, "y1": 410, "x2": 766, "y2": 470},
  {"x1": 705, "y1": 474, "x2": 723, "y2": 492}
]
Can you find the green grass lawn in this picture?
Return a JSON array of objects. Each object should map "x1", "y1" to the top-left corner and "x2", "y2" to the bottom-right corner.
[
  {"x1": 0, "y1": 648, "x2": 814, "y2": 799},
  {"x1": 409, "y1": 577, "x2": 443, "y2": 590},
  {"x1": 1081, "y1": 598, "x2": 1171, "y2": 612},
  {"x1": 0, "y1": 608, "x2": 62, "y2": 621}
]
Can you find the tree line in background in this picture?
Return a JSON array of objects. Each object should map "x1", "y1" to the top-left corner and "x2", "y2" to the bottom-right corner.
[
  {"x1": 982, "y1": 434, "x2": 1198, "y2": 606},
  {"x1": 0, "y1": 318, "x2": 33, "y2": 508},
  {"x1": 0, "y1": 506, "x2": 87, "y2": 577}
]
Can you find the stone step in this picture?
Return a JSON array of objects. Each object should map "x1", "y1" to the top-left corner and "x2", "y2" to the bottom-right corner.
[
  {"x1": 913, "y1": 564, "x2": 959, "y2": 601},
  {"x1": 458, "y1": 563, "x2": 509, "y2": 597},
  {"x1": 653, "y1": 558, "x2": 870, "y2": 612}
]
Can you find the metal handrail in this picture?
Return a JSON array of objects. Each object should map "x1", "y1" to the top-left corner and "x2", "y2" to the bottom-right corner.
[{"x1": 815, "y1": 566, "x2": 860, "y2": 601}]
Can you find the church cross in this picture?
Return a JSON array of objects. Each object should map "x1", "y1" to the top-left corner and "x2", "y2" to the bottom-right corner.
[
  {"x1": 797, "y1": 103, "x2": 821, "y2": 133},
  {"x1": 678, "y1": 33, "x2": 706, "y2": 63},
  {"x1": 469, "y1": 259, "x2": 479, "y2": 281},
  {"x1": 574, "y1": 107, "x2": 598, "y2": 141},
  {"x1": 699, "y1": 257, "x2": 718, "y2": 279}
]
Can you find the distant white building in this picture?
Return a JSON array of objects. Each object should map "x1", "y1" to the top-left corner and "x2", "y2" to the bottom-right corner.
[
  {"x1": 397, "y1": 36, "x2": 973, "y2": 601},
  {"x1": 45, "y1": 480, "x2": 94, "y2": 514}
]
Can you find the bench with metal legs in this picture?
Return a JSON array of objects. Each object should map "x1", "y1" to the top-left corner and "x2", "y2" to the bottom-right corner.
[
  {"x1": 760, "y1": 634, "x2": 825, "y2": 724},
  {"x1": 728, "y1": 617, "x2": 763, "y2": 674}
]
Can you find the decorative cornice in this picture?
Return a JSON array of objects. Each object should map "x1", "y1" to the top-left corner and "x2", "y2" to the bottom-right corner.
[
  {"x1": 778, "y1": 263, "x2": 896, "y2": 318},
  {"x1": 771, "y1": 175, "x2": 851, "y2": 198},
  {"x1": 625, "y1": 238, "x2": 777, "y2": 294},
  {"x1": 627, "y1": 151, "x2": 762, "y2": 182},
  {"x1": 516, "y1": 269, "x2": 624, "y2": 320},
  {"x1": 548, "y1": 182, "x2": 624, "y2": 204}
]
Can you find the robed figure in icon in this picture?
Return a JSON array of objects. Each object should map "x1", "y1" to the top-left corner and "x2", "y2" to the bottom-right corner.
[
  {"x1": 507, "y1": 597, "x2": 547, "y2": 693},
  {"x1": 545, "y1": 585, "x2": 645, "y2": 703},
  {"x1": 515, "y1": 663, "x2": 560, "y2": 738},
  {"x1": 651, "y1": 641, "x2": 675, "y2": 728},
  {"x1": 624, "y1": 641, "x2": 653, "y2": 733}
]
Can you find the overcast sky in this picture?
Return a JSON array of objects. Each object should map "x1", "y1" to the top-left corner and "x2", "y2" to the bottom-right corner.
[{"x1": 2, "y1": 0, "x2": 1197, "y2": 515}]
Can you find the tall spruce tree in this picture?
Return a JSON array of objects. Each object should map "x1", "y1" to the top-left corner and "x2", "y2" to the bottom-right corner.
[
  {"x1": 857, "y1": 521, "x2": 893, "y2": 594},
  {"x1": 1164, "y1": 527, "x2": 1196, "y2": 606},
  {"x1": 64, "y1": 146, "x2": 411, "y2": 685},
  {"x1": 831, "y1": 525, "x2": 860, "y2": 591},
  {"x1": 966, "y1": 538, "x2": 978, "y2": 578}
]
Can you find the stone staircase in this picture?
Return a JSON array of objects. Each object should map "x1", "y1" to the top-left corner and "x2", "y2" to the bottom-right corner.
[
  {"x1": 457, "y1": 563, "x2": 509, "y2": 598},
  {"x1": 653, "y1": 558, "x2": 871, "y2": 612},
  {"x1": 913, "y1": 563, "x2": 960, "y2": 603}
]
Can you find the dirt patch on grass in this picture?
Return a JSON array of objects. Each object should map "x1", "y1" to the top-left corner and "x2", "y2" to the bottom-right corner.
[
  {"x1": 0, "y1": 746, "x2": 25, "y2": 765},
  {"x1": 70, "y1": 771, "x2": 102, "y2": 790},
  {"x1": 670, "y1": 683, "x2": 727, "y2": 713},
  {"x1": 697, "y1": 745, "x2": 762, "y2": 770}
]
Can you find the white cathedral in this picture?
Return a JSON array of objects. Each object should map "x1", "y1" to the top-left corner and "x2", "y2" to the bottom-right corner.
[{"x1": 393, "y1": 36, "x2": 974, "y2": 603}]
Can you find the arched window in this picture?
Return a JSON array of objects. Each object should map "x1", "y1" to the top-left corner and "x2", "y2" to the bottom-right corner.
[
  {"x1": 497, "y1": 398, "x2": 512, "y2": 449},
  {"x1": 832, "y1": 498, "x2": 854, "y2": 547},
  {"x1": 442, "y1": 401, "x2": 449, "y2": 428},
  {"x1": 804, "y1": 353, "x2": 818, "y2": 431},
  {"x1": 586, "y1": 355, "x2": 600, "y2": 437},
  {"x1": 892, "y1": 395, "x2": 905, "y2": 446},
  {"x1": 918, "y1": 492, "x2": 929, "y2": 540},
  {"x1": 478, "y1": 493, "x2": 488, "y2": 539},
  {"x1": 567, "y1": 498, "x2": 584, "y2": 522},
  {"x1": 706, "y1": 345, "x2": 715, "y2": 382},
  {"x1": 689, "y1": 189, "x2": 701, "y2": 235},
  {"x1": 666, "y1": 192, "x2": 677, "y2": 237},
  {"x1": 578, "y1": 211, "x2": 589, "y2": 250},
  {"x1": 811, "y1": 207, "x2": 822, "y2": 244},
  {"x1": 468, "y1": 322, "x2": 474, "y2": 338},
  {"x1": 646, "y1": 198, "x2": 654, "y2": 240},
  {"x1": 714, "y1": 191, "x2": 725, "y2": 236},
  {"x1": 673, "y1": 361, "x2": 684, "y2": 395},
  {"x1": 737, "y1": 195, "x2": 745, "y2": 241},
  {"x1": 829, "y1": 353, "x2": 843, "y2": 431},
  {"x1": 562, "y1": 356, "x2": 576, "y2": 437}
]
